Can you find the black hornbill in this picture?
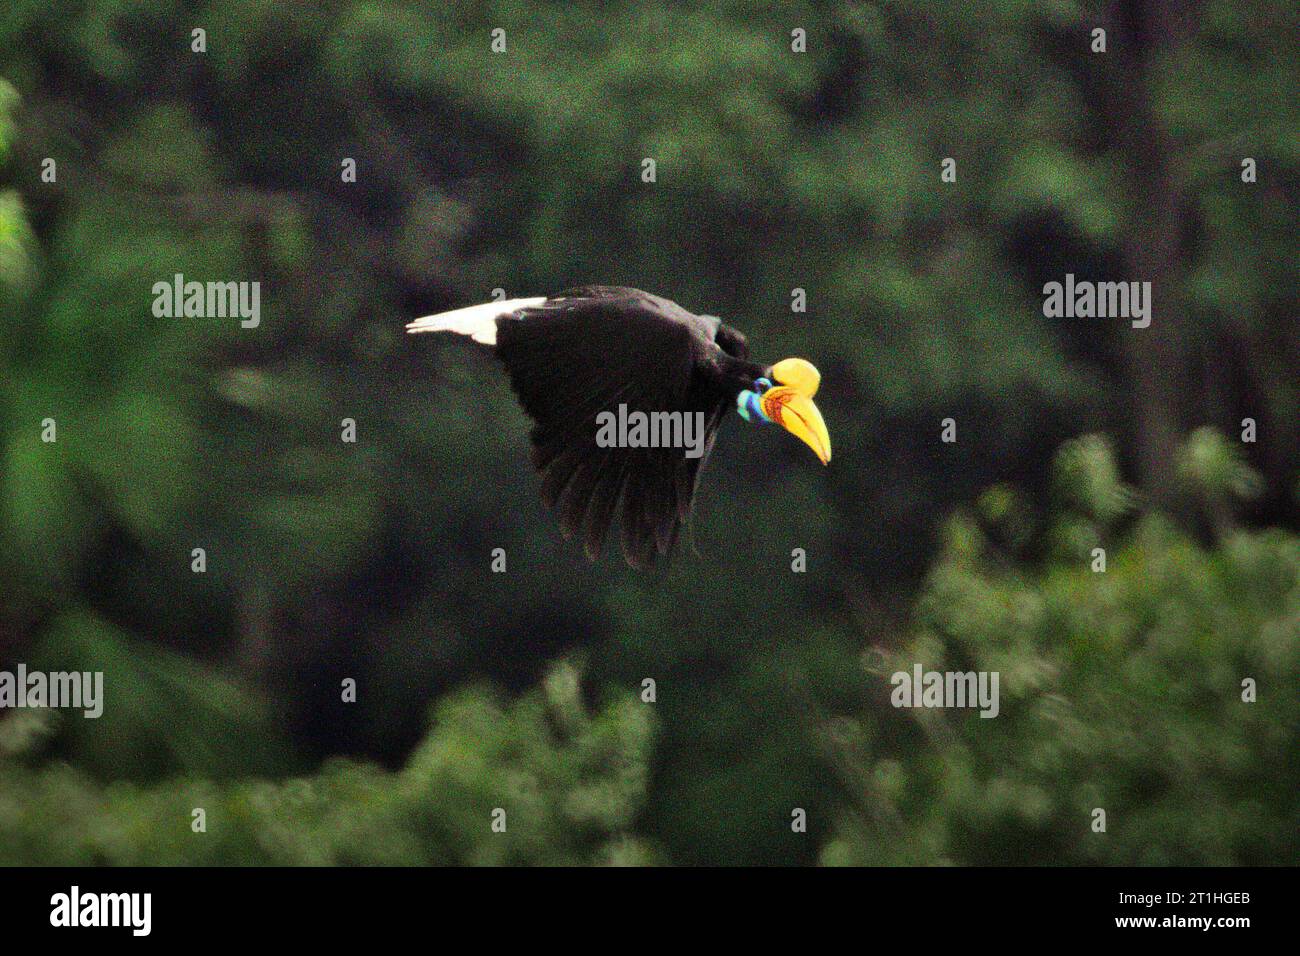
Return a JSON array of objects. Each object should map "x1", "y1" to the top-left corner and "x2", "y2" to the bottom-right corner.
[{"x1": 408, "y1": 286, "x2": 830, "y2": 568}]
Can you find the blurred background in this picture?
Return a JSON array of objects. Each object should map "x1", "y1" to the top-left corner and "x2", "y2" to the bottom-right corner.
[{"x1": 0, "y1": 1, "x2": 1296, "y2": 865}]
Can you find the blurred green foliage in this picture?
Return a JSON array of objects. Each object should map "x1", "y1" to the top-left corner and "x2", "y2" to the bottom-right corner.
[
  {"x1": 1, "y1": 661, "x2": 655, "y2": 864},
  {"x1": 823, "y1": 439, "x2": 1299, "y2": 865},
  {"x1": 0, "y1": 2, "x2": 1296, "y2": 865}
]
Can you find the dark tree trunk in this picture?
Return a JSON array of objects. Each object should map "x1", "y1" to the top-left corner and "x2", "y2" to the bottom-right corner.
[{"x1": 1106, "y1": 0, "x2": 1202, "y2": 507}]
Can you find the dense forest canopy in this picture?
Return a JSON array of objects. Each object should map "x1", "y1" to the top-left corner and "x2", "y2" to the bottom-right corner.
[{"x1": 0, "y1": 1, "x2": 1295, "y2": 865}]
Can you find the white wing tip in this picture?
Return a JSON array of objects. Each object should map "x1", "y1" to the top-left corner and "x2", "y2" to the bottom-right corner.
[
  {"x1": 406, "y1": 296, "x2": 546, "y2": 346},
  {"x1": 405, "y1": 317, "x2": 445, "y2": 333}
]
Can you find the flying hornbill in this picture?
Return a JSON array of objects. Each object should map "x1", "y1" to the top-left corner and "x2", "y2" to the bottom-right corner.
[{"x1": 407, "y1": 286, "x2": 830, "y2": 568}]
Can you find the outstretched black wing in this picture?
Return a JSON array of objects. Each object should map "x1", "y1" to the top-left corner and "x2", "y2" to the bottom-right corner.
[{"x1": 494, "y1": 287, "x2": 730, "y2": 568}]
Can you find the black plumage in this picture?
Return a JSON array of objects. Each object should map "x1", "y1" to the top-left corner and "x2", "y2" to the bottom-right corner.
[{"x1": 492, "y1": 286, "x2": 764, "y2": 568}]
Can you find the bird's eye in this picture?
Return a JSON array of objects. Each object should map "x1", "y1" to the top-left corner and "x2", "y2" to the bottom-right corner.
[{"x1": 754, "y1": 377, "x2": 773, "y2": 393}]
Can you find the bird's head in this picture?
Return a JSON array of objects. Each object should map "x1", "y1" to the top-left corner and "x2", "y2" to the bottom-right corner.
[{"x1": 736, "y1": 358, "x2": 831, "y2": 465}]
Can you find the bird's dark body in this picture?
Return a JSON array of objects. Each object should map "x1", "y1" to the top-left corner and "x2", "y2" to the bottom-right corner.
[{"x1": 492, "y1": 286, "x2": 765, "y2": 568}]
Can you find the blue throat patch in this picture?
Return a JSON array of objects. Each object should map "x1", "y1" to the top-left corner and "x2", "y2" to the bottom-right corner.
[{"x1": 737, "y1": 378, "x2": 773, "y2": 423}]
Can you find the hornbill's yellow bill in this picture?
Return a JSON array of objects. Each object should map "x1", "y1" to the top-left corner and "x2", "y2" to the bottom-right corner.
[
  {"x1": 758, "y1": 358, "x2": 831, "y2": 465},
  {"x1": 759, "y1": 387, "x2": 831, "y2": 465},
  {"x1": 407, "y1": 286, "x2": 832, "y2": 568}
]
